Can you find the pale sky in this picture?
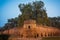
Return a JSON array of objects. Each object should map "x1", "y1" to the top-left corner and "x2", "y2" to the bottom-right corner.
[{"x1": 0, "y1": 0, "x2": 60, "y2": 27}]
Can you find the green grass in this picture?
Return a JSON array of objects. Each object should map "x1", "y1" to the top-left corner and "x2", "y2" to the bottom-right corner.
[
  {"x1": 8, "y1": 36, "x2": 60, "y2": 40},
  {"x1": 42, "y1": 36, "x2": 60, "y2": 40}
]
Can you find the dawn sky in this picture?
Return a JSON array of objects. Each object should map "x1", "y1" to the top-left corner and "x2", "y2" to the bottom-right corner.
[{"x1": 0, "y1": 0, "x2": 60, "y2": 27}]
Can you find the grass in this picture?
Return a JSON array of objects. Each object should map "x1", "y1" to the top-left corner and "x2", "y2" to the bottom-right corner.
[
  {"x1": 0, "y1": 34, "x2": 60, "y2": 40},
  {"x1": 8, "y1": 36, "x2": 60, "y2": 40},
  {"x1": 42, "y1": 36, "x2": 60, "y2": 40}
]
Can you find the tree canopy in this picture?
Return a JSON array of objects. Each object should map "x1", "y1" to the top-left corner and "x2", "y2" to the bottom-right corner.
[
  {"x1": 1, "y1": 1, "x2": 60, "y2": 30},
  {"x1": 18, "y1": 1, "x2": 50, "y2": 26}
]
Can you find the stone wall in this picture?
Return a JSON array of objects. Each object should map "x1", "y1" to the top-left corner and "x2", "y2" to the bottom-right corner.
[{"x1": 2, "y1": 20, "x2": 60, "y2": 38}]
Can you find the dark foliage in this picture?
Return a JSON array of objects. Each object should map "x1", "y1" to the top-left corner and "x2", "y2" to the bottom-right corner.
[
  {"x1": 49, "y1": 17, "x2": 60, "y2": 28},
  {"x1": 0, "y1": 34, "x2": 10, "y2": 40}
]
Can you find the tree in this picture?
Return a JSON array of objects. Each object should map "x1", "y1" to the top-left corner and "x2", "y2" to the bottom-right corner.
[
  {"x1": 49, "y1": 17, "x2": 60, "y2": 28},
  {"x1": 1, "y1": 1, "x2": 60, "y2": 30},
  {"x1": 18, "y1": 1, "x2": 50, "y2": 26},
  {"x1": 2, "y1": 17, "x2": 18, "y2": 30}
]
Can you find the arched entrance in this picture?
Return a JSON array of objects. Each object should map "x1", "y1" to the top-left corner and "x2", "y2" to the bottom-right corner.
[{"x1": 28, "y1": 26, "x2": 30, "y2": 29}]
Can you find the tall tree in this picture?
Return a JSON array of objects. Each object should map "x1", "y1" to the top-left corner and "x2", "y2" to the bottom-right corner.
[{"x1": 18, "y1": 1, "x2": 50, "y2": 26}]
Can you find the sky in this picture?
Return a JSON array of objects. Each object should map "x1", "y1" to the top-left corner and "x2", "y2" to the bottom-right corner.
[{"x1": 0, "y1": 0, "x2": 60, "y2": 27}]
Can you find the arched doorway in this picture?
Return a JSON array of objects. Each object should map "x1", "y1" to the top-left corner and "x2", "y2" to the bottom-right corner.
[
  {"x1": 28, "y1": 26, "x2": 30, "y2": 29},
  {"x1": 37, "y1": 34, "x2": 39, "y2": 37}
]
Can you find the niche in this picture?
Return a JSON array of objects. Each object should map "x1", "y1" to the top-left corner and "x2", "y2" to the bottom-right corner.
[
  {"x1": 37, "y1": 34, "x2": 39, "y2": 37},
  {"x1": 28, "y1": 26, "x2": 30, "y2": 29},
  {"x1": 34, "y1": 34, "x2": 39, "y2": 38}
]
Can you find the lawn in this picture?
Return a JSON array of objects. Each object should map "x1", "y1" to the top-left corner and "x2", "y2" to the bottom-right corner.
[{"x1": 42, "y1": 36, "x2": 60, "y2": 40}]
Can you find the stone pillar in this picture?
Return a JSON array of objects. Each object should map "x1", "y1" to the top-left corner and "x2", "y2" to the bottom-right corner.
[
  {"x1": 39, "y1": 33, "x2": 41, "y2": 37},
  {"x1": 43, "y1": 33, "x2": 45, "y2": 37},
  {"x1": 46, "y1": 33, "x2": 48, "y2": 37}
]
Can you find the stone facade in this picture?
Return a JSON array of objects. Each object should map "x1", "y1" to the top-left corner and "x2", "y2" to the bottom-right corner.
[
  {"x1": 23, "y1": 20, "x2": 36, "y2": 29},
  {"x1": 2, "y1": 20, "x2": 60, "y2": 38}
]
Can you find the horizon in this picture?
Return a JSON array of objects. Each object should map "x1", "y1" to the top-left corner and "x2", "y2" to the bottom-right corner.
[{"x1": 0, "y1": 0, "x2": 60, "y2": 27}]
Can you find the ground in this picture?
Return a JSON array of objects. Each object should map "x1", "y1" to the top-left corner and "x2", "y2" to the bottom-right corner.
[{"x1": 8, "y1": 36, "x2": 60, "y2": 40}]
